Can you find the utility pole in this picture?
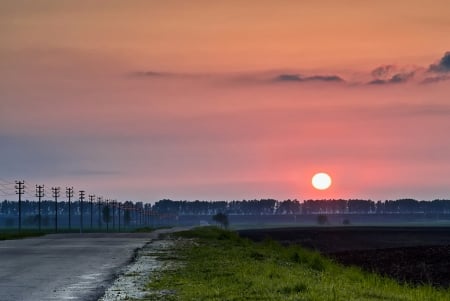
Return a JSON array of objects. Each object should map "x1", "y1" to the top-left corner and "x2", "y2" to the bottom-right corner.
[
  {"x1": 15, "y1": 181, "x2": 25, "y2": 232},
  {"x1": 135, "y1": 204, "x2": 138, "y2": 228},
  {"x1": 97, "y1": 197, "x2": 102, "y2": 230},
  {"x1": 51, "y1": 187, "x2": 60, "y2": 233},
  {"x1": 118, "y1": 202, "x2": 121, "y2": 232},
  {"x1": 35, "y1": 185, "x2": 44, "y2": 231},
  {"x1": 66, "y1": 187, "x2": 74, "y2": 231},
  {"x1": 112, "y1": 200, "x2": 116, "y2": 232},
  {"x1": 79, "y1": 190, "x2": 85, "y2": 233},
  {"x1": 105, "y1": 199, "x2": 109, "y2": 232},
  {"x1": 89, "y1": 195, "x2": 95, "y2": 230}
]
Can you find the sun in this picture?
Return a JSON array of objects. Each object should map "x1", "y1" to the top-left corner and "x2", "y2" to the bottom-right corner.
[{"x1": 312, "y1": 172, "x2": 332, "y2": 190}]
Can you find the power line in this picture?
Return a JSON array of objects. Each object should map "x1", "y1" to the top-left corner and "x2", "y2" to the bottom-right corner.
[
  {"x1": 0, "y1": 178, "x2": 15, "y2": 185},
  {"x1": 36, "y1": 185, "x2": 45, "y2": 231},
  {"x1": 89, "y1": 195, "x2": 95, "y2": 230},
  {"x1": 0, "y1": 189, "x2": 16, "y2": 197},
  {"x1": 118, "y1": 202, "x2": 121, "y2": 232},
  {"x1": 15, "y1": 180, "x2": 25, "y2": 232},
  {"x1": 0, "y1": 182, "x2": 13, "y2": 189},
  {"x1": 105, "y1": 199, "x2": 109, "y2": 232},
  {"x1": 0, "y1": 185, "x2": 15, "y2": 193},
  {"x1": 97, "y1": 196, "x2": 103, "y2": 229},
  {"x1": 24, "y1": 191, "x2": 36, "y2": 199},
  {"x1": 66, "y1": 187, "x2": 74, "y2": 231},
  {"x1": 79, "y1": 190, "x2": 85, "y2": 233},
  {"x1": 112, "y1": 200, "x2": 116, "y2": 231},
  {"x1": 52, "y1": 187, "x2": 60, "y2": 233}
]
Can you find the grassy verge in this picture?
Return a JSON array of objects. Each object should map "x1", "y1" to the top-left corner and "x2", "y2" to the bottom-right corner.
[
  {"x1": 145, "y1": 226, "x2": 449, "y2": 301},
  {"x1": 133, "y1": 227, "x2": 156, "y2": 233},
  {"x1": 0, "y1": 231, "x2": 46, "y2": 240}
]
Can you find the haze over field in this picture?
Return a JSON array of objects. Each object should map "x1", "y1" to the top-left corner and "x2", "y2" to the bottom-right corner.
[{"x1": 1, "y1": 1, "x2": 450, "y2": 201}]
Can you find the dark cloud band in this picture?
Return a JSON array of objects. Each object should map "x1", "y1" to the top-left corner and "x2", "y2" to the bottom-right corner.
[
  {"x1": 429, "y1": 52, "x2": 450, "y2": 73},
  {"x1": 274, "y1": 74, "x2": 344, "y2": 83}
]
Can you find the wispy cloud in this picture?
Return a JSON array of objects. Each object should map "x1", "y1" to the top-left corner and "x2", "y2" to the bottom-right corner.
[
  {"x1": 368, "y1": 71, "x2": 415, "y2": 85},
  {"x1": 421, "y1": 75, "x2": 450, "y2": 84},
  {"x1": 274, "y1": 74, "x2": 344, "y2": 83},
  {"x1": 128, "y1": 71, "x2": 175, "y2": 78},
  {"x1": 367, "y1": 63, "x2": 419, "y2": 85},
  {"x1": 128, "y1": 70, "x2": 219, "y2": 80},
  {"x1": 69, "y1": 169, "x2": 121, "y2": 176},
  {"x1": 371, "y1": 65, "x2": 397, "y2": 79},
  {"x1": 128, "y1": 52, "x2": 450, "y2": 86}
]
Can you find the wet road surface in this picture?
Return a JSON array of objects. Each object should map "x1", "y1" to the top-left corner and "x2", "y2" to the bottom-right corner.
[{"x1": 0, "y1": 232, "x2": 166, "y2": 301}]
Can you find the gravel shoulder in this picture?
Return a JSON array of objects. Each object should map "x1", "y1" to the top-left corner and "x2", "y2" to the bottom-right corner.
[{"x1": 99, "y1": 238, "x2": 176, "y2": 300}]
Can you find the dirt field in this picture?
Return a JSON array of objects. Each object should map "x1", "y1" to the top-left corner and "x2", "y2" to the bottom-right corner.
[{"x1": 238, "y1": 227, "x2": 450, "y2": 287}]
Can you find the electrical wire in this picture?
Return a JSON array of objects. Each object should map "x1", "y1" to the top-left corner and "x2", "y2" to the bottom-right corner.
[{"x1": 0, "y1": 178, "x2": 15, "y2": 185}]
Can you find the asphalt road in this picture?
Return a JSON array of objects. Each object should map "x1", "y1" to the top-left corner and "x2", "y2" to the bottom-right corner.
[{"x1": 0, "y1": 231, "x2": 170, "y2": 301}]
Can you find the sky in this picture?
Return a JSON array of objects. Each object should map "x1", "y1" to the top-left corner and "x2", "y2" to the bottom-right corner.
[{"x1": 1, "y1": 0, "x2": 450, "y2": 202}]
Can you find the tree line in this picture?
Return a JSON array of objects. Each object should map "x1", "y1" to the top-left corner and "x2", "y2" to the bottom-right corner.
[
  {"x1": 152, "y1": 198, "x2": 450, "y2": 215},
  {"x1": 2, "y1": 197, "x2": 450, "y2": 231},
  {"x1": 0, "y1": 199, "x2": 155, "y2": 231},
  {"x1": 2, "y1": 198, "x2": 450, "y2": 220}
]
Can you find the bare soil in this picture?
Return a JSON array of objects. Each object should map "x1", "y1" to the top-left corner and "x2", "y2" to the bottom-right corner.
[{"x1": 238, "y1": 227, "x2": 450, "y2": 287}]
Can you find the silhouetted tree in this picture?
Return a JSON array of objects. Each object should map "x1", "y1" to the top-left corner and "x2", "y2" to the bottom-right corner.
[
  {"x1": 102, "y1": 206, "x2": 111, "y2": 224},
  {"x1": 123, "y1": 209, "x2": 131, "y2": 226},
  {"x1": 277, "y1": 199, "x2": 301, "y2": 214},
  {"x1": 317, "y1": 214, "x2": 329, "y2": 225},
  {"x1": 212, "y1": 212, "x2": 229, "y2": 229}
]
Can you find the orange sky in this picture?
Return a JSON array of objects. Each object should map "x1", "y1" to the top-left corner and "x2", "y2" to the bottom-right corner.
[
  {"x1": 1, "y1": 1, "x2": 450, "y2": 201},
  {"x1": 2, "y1": 0, "x2": 450, "y2": 70}
]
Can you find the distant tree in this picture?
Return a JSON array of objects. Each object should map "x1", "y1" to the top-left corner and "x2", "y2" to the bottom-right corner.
[
  {"x1": 317, "y1": 214, "x2": 329, "y2": 225},
  {"x1": 152, "y1": 199, "x2": 179, "y2": 214},
  {"x1": 1, "y1": 200, "x2": 9, "y2": 214},
  {"x1": 348, "y1": 199, "x2": 374, "y2": 213},
  {"x1": 42, "y1": 216, "x2": 50, "y2": 227},
  {"x1": 212, "y1": 212, "x2": 229, "y2": 229},
  {"x1": 259, "y1": 199, "x2": 277, "y2": 214},
  {"x1": 277, "y1": 199, "x2": 301, "y2": 214},
  {"x1": 102, "y1": 206, "x2": 111, "y2": 224},
  {"x1": 24, "y1": 215, "x2": 38, "y2": 226},
  {"x1": 5, "y1": 217, "x2": 14, "y2": 227},
  {"x1": 396, "y1": 199, "x2": 419, "y2": 213},
  {"x1": 123, "y1": 209, "x2": 131, "y2": 226}
]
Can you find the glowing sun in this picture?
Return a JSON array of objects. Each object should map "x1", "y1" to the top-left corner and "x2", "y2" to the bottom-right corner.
[{"x1": 312, "y1": 172, "x2": 332, "y2": 190}]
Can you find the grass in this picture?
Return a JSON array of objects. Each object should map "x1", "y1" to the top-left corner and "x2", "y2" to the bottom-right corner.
[
  {"x1": 144, "y1": 226, "x2": 450, "y2": 301},
  {"x1": 133, "y1": 227, "x2": 156, "y2": 233},
  {"x1": 0, "y1": 231, "x2": 46, "y2": 240},
  {"x1": 0, "y1": 226, "x2": 155, "y2": 239}
]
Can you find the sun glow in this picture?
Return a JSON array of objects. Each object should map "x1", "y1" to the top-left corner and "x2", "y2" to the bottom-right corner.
[{"x1": 312, "y1": 172, "x2": 332, "y2": 190}]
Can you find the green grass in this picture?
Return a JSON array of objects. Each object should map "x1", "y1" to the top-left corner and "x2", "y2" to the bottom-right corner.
[
  {"x1": 0, "y1": 231, "x2": 46, "y2": 240},
  {"x1": 144, "y1": 226, "x2": 449, "y2": 301},
  {"x1": 0, "y1": 226, "x2": 158, "y2": 237},
  {"x1": 133, "y1": 226, "x2": 156, "y2": 233}
]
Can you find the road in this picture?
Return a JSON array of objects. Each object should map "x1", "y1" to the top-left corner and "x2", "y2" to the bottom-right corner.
[{"x1": 0, "y1": 230, "x2": 175, "y2": 301}]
